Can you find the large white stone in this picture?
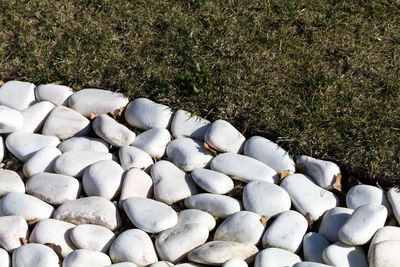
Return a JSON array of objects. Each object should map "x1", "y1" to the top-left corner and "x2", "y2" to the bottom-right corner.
[
  {"x1": 68, "y1": 88, "x2": 129, "y2": 117},
  {"x1": 0, "y1": 106, "x2": 24, "y2": 133},
  {"x1": 388, "y1": 188, "x2": 400, "y2": 224},
  {"x1": 0, "y1": 81, "x2": 35, "y2": 110},
  {"x1": 293, "y1": 263, "x2": 332, "y2": 267},
  {"x1": 0, "y1": 169, "x2": 25, "y2": 197},
  {"x1": 124, "y1": 98, "x2": 173, "y2": 130},
  {"x1": 184, "y1": 193, "x2": 242, "y2": 218},
  {"x1": 123, "y1": 197, "x2": 178, "y2": 233},
  {"x1": 254, "y1": 248, "x2": 301, "y2": 267},
  {"x1": 105, "y1": 263, "x2": 138, "y2": 267},
  {"x1": 303, "y1": 232, "x2": 330, "y2": 263},
  {"x1": 171, "y1": 110, "x2": 210, "y2": 140},
  {"x1": 119, "y1": 168, "x2": 153, "y2": 204},
  {"x1": 12, "y1": 243, "x2": 60, "y2": 267},
  {"x1": 5, "y1": 132, "x2": 60, "y2": 161},
  {"x1": 93, "y1": 114, "x2": 135, "y2": 147},
  {"x1": 22, "y1": 146, "x2": 61, "y2": 177},
  {"x1": 151, "y1": 160, "x2": 198, "y2": 205},
  {"x1": 58, "y1": 137, "x2": 109, "y2": 153},
  {"x1": 177, "y1": 209, "x2": 216, "y2": 231},
  {"x1": 70, "y1": 224, "x2": 115, "y2": 253},
  {"x1": 42, "y1": 106, "x2": 91, "y2": 140},
  {"x1": 0, "y1": 248, "x2": 10, "y2": 267},
  {"x1": 149, "y1": 261, "x2": 173, "y2": 267},
  {"x1": 133, "y1": 128, "x2": 171, "y2": 159},
  {"x1": 0, "y1": 216, "x2": 28, "y2": 252},
  {"x1": 54, "y1": 196, "x2": 121, "y2": 231},
  {"x1": 204, "y1": 120, "x2": 245, "y2": 153},
  {"x1": 118, "y1": 146, "x2": 153, "y2": 171},
  {"x1": 0, "y1": 136, "x2": 4, "y2": 162},
  {"x1": 35, "y1": 84, "x2": 74, "y2": 106},
  {"x1": 222, "y1": 258, "x2": 248, "y2": 267},
  {"x1": 368, "y1": 226, "x2": 400, "y2": 259},
  {"x1": 369, "y1": 240, "x2": 400, "y2": 267},
  {"x1": 191, "y1": 168, "x2": 234, "y2": 194},
  {"x1": 26, "y1": 172, "x2": 81, "y2": 205},
  {"x1": 62, "y1": 249, "x2": 111, "y2": 267},
  {"x1": 20, "y1": 101, "x2": 55, "y2": 133},
  {"x1": 318, "y1": 207, "x2": 353, "y2": 242},
  {"x1": 280, "y1": 173, "x2": 339, "y2": 221},
  {"x1": 346, "y1": 184, "x2": 391, "y2": 212},
  {"x1": 322, "y1": 241, "x2": 368, "y2": 267}
]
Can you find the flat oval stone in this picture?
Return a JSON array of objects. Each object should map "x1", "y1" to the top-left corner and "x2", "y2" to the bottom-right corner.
[
  {"x1": 68, "y1": 88, "x2": 129, "y2": 117},
  {"x1": 293, "y1": 263, "x2": 332, "y2": 267},
  {"x1": 82, "y1": 160, "x2": 124, "y2": 200},
  {"x1": 0, "y1": 248, "x2": 10, "y2": 267},
  {"x1": 211, "y1": 153, "x2": 279, "y2": 183},
  {"x1": 118, "y1": 146, "x2": 153, "y2": 171},
  {"x1": 22, "y1": 146, "x2": 62, "y2": 177},
  {"x1": 280, "y1": 173, "x2": 339, "y2": 221},
  {"x1": 70, "y1": 224, "x2": 115, "y2": 253},
  {"x1": 109, "y1": 229, "x2": 158, "y2": 265},
  {"x1": 166, "y1": 138, "x2": 214, "y2": 172},
  {"x1": 42, "y1": 106, "x2": 91, "y2": 140},
  {"x1": 368, "y1": 226, "x2": 400, "y2": 259},
  {"x1": 171, "y1": 110, "x2": 210, "y2": 140},
  {"x1": 149, "y1": 262, "x2": 173, "y2": 267},
  {"x1": 54, "y1": 196, "x2": 121, "y2": 231},
  {"x1": 62, "y1": 249, "x2": 111, "y2": 267},
  {"x1": 0, "y1": 106, "x2": 24, "y2": 133},
  {"x1": 151, "y1": 160, "x2": 198, "y2": 205},
  {"x1": 0, "y1": 169, "x2": 25, "y2": 197},
  {"x1": 322, "y1": 241, "x2": 368, "y2": 267},
  {"x1": 123, "y1": 197, "x2": 178, "y2": 233},
  {"x1": 35, "y1": 84, "x2": 74, "y2": 106},
  {"x1": 12, "y1": 243, "x2": 60, "y2": 267},
  {"x1": 29, "y1": 218, "x2": 76, "y2": 257},
  {"x1": 5, "y1": 132, "x2": 60, "y2": 161},
  {"x1": 338, "y1": 203, "x2": 387, "y2": 245},
  {"x1": 204, "y1": 120, "x2": 245, "y2": 153},
  {"x1": 93, "y1": 114, "x2": 135, "y2": 147},
  {"x1": 369, "y1": 240, "x2": 400, "y2": 267},
  {"x1": 0, "y1": 192, "x2": 54, "y2": 220},
  {"x1": 156, "y1": 223, "x2": 209, "y2": 263},
  {"x1": 133, "y1": 128, "x2": 171, "y2": 159},
  {"x1": 20, "y1": 101, "x2": 55, "y2": 133},
  {"x1": 254, "y1": 248, "x2": 301, "y2": 267},
  {"x1": 177, "y1": 209, "x2": 216, "y2": 231},
  {"x1": 26, "y1": 172, "x2": 81, "y2": 205},
  {"x1": 174, "y1": 264, "x2": 206, "y2": 267},
  {"x1": 188, "y1": 241, "x2": 258, "y2": 265},
  {"x1": 0, "y1": 216, "x2": 28, "y2": 252},
  {"x1": 53, "y1": 150, "x2": 114, "y2": 177},
  {"x1": 222, "y1": 258, "x2": 248, "y2": 267},
  {"x1": 119, "y1": 168, "x2": 153, "y2": 204},
  {"x1": 318, "y1": 207, "x2": 353, "y2": 242},
  {"x1": 125, "y1": 98, "x2": 173, "y2": 130},
  {"x1": 388, "y1": 188, "x2": 400, "y2": 224},
  {"x1": 303, "y1": 232, "x2": 330, "y2": 263},
  {"x1": 243, "y1": 180, "x2": 291, "y2": 217},
  {"x1": 244, "y1": 136, "x2": 295, "y2": 174},
  {"x1": 184, "y1": 193, "x2": 242, "y2": 218},
  {"x1": 214, "y1": 211, "x2": 264, "y2": 245},
  {"x1": 346, "y1": 184, "x2": 391, "y2": 212},
  {"x1": 105, "y1": 263, "x2": 138, "y2": 267},
  {"x1": 58, "y1": 137, "x2": 109, "y2": 153},
  {"x1": 191, "y1": 168, "x2": 234, "y2": 194},
  {"x1": 0, "y1": 81, "x2": 35, "y2": 110}
]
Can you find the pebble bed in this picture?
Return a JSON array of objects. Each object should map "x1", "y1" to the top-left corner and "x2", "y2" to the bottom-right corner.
[{"x1": 0, "y1": 80, "x2": 400, "y2": 267}]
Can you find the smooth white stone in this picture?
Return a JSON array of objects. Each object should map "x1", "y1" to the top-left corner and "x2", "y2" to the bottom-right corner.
[
  {"x1": 369, "y1": 240, "x2": 400, "y2": 267},
  {"x1": 297, "y1": 155, "x2": 341, "y2": 189},
  {"x1": 188, "y1": 241, "x2": 258, "y2": 265},
  {"x1": 29, "y1": 218, "x2": 76, "y2": 257},
  {"x1": 368, "y1": 226, "x2": 400, "y2": 259},
  {"x1": 244, "y1": 136, "x2": 295, "y2": 174},
  {"x1": 211, "y1": 153, "x2": 279, "y2": 183},
  {"x1": 174, "y1": 264, "x2": 206, "y2": 267},
  {"x1": 177, "y1": 209, "x2": 216, "y2": 231},
  {"x1": 0, "y1": 248, "x2": 10, "y2": 267},
  {"x1": 280, "y1": 173, "x2": 339, "y2": 221},
  {"x1": 93, "y1": 114, "x2": 135, "y2": 147},
  {"x1": 62, "y1": 249, "x2": 111, "y2": 267},
  {"x1": 388, "y1": 188, "x2": 400, "y2": 224},
  {"x1": 42, "y1": 106, "x2": 91, "y2": 140},
  {"x1": 0, "y1": 216, "x2": 28, "y2": 252},
  {"x1": 322, "y1": 241, "x2": 368, "y2": 267},
  {"x1": 0, "y1": 106, "x2": 24, "y2": 133},
  {"x1": 0, "y1": 192, "x2": 54, "y2": 220},
  {"x1": 68, "y1": 88, "x2": 129, "y2": 118},
  {"x1": 303, "y1": 232, "x2": 330, "y2": 263},
  {"x1": 53, "y1": 150, "x2": 114, "y2": 177},
  {"x1": 318, "y1": 207, "x2": 353, "y2": 242},
  {"x1": 222, "y1": 258, "x2": 248, "y2": 267},
  {"x1": 105, "y1": 263, "x2": 138, "y2": 267},
  {"x1": 58, "y1": 137, "x2": 109, "y2": 153},
  {"x1": 54, "y1": 196, "x2": 121, "y2": 231},
  {"x1": 20, "y1": 101, "x2": 55, "y2": 133},
  {"x1": 204, "y1": 120, "x2": 245, "y2": 153},
  {"x1": 0, "y1": 81, "x2": 35, "y2": 110},
  {"x1": 184, "y1": 193, "x2": 242, "y2": 218},
  {"x1": 338, "y1": 204, "x2": 387, "y2": 245},
  {"x1": 124, "y1": 98, "x2": 173, "y2": 130},
  {"x1": 293, "y1": 263, "x2": 332, "y2": 267},
  {"x1": 262, "y1": 210, "x2": 308, "y2": 252},
  {"x1": 35, "y1": 84, "x2": 74, "y2": 106},
  {"x1": 119, "y1": 168, "x2": 153, "y2": 204},
  {"x1": 70, "y1": 224, "x2": 115, "y2": 253},
  {"x1": 156, "y1": 223, "x2": 209, "y2": 263},
  {"x1": 191, "y1": 168, "x2": 234, "y2": 194},
  {"x1": 214, "y1": 211, "x2": 264, "y2": 245},
  {"x1": 346, "y1": 184, "x2": 391, "y2": 212},
  {"x1": 26, "y1": 172, "x2": 81, "y2": 205},
  {"x1": 5, "y1": 132, "x2": 60, "y2": 161},
  {"x1": 0, "y1": 136, "x2": 4, "y2": 162},
  {"x1": 109, "y1": 229, "x2": 158, "y2": 265},
  {"x1": 82, "y1": 160, "x2": 124, "y2": 200},
  {"x1": 118, "y1": 146, "x2": 153, "y2": 171},
  {"x1": 12, "y1": 243, "x2": 60, "y2": 267},
  {"x1": 171, "y1": 110, "x2": 210, "y2": 140},
  {"x1": 123, "y1": 197, "x2": 178, "y2": 233},
  {"x1": 166, "y1": 138, "x2": 214, "y2": 172},
  {"x1": 22, "y1": 146, "x2": 61, "y2": 177},
  {"x1": 243, "y1": 180, "x2": 291, "y2": 217},
  {"x1": 254, "y1": 248, "x2": 301, "y2": 267},
  {"x1": 151, "y1": 160, "x2": 198, "y2": 205},
  {"x1": 133, "y1": 128, "x2": 171, "y2": 159},
  {"x1": 149, "y1": 262, "x2": 173, "y2": 267},
  {"x1": 0, "y1": 169, "x2": 25, "y2": 197}
]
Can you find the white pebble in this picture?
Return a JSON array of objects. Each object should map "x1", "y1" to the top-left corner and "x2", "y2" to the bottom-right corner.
[
  {"x1": 388, "y1": 188, "x2": 400, "y2": 224},
  {"x1": 0, "y1": 80, "x2": 35, "y2": 110},
  {"x1": 0, "y1": 248, "x2": 10, "y2": 267},
  {"x1": 177, "y1": 209, "x2": 216, "y2": 231},
  {"x1": 120, "y1": 168, "x2": 153, "y2": 204},
  {"x1": 118, "y1": 146, "x2": 153, "y2": 171},
  {"x1": 184, "y1": 193, "x2": 242, "y2": 218},
  {"x1": 204, "y1": 119, "x2": 245, "y2": 153},
  {"x1": 222, "y1": 258, "x2": 248, "y2": 267},
  {"x1": 191, "y1": 168, "x2": 234, "y2": 195},
  {"x1": 254, "y1": 248, "x2": 301, "y2": 267},
  {"x1": 303, "y1": 232, "x2": 330, "y2": 263},
  {"x1": 0, "y1": 216, "x2": 28, "y2": 252},
  {"x1": 346, "y1": 184, "x2": 391, "y2": 213},
  {"x1": 12, "y1": 243, "x2": 60, "y2": 267},
  {"x1": 369, "y1": 240, "x2": 400, "y2": 267},
  {"x1": 92, "y1": 114, "x2": 136, "y2": 147},
  {"x1": 0, "y1": 169, "x2": 25, "y2": 197},
  {"x1": 368, "y1": 226, "x2": 400, "y2": 259},
  {"x1": 58, "y1": 137, "x2": 109, "y2": 153},
  {"x1": 70, "y1": 224, "x2": 115, "y2": 253},
  {"x1": 171, "y1": 109, "x2": 210, "y2": 140},
  {"x1": 322, "y1": 241, "x2": 368, "y2": 267},
  {"x1": 35, "y1": 84, "x2": 73, "y2": 106},
  {"x1": 20, "y1": 101, "x2": 54, "y2": 133},
  {"x1": 0, "y1": 106, "x2": 23, "y2": 134},
  {"x1": 133, "y1": 128, "x2": 171, "y2": 159},
  {"x1": 62, "y1": 249, "x2": 111, "y2": 267},
  {"x1": 318, "y1": 207, "x2": 353, "y2": 242},
  {"x1": 22, "y1": 146, "x2": 61, "y2": 177},
  {"x1": 0, "y1": 136, "x2": 4, "y2": 162}
]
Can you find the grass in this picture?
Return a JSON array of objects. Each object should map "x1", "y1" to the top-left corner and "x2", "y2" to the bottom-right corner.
[{"x1": 1, "y1": 0, "x2": 399, "y2": 186}]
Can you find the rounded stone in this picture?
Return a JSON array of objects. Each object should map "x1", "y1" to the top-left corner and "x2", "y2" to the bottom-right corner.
[
  {"x1": 368, "y1": 226, "x2": 400, "y2": 259},
  {"x1": 0, "y1": 80, "x2": 35, "y2": 110},
  {"x1": 70, "y1": 224, "x2": 115, "y2": 253},
  {"x1": 293, "y1": 263, "x2": 332, "y2": 267},
  {"x1": 0, "y1": 106, "x2": 24, "y2": 133},
  {"x1": 346, "y1": 184, "x2": 391, "y2": 213},
  {"x1": 62, "y1": 249, "x2": 111, "y2": 267},
  {"x1": 322, "y1": 241, "x2": 368, "y2": 267},
  {"x1": 58, "y1": 137, "x2": 109, "y2": 153},
  {"x1": 369, "y1": 240, "x2": 400, "y2": 267},
  {"x1": 303, "y1": 232, "x2": 330, "y2": 263},
  {"x1": 12, "y1": 243, "x2": 60, "y2": 267},
  {"x1": 20, "y1": 101, "x2": 55, "y2": 133},
  {"x1": 254, "y1": 248, "x2": 301, "y2": 267},
  {"x1": 177, "y1": 209, "x2": 216, "y2": 231},
  {"x1": 105, "y1": 263, "x2": 138, "y2": 267},
  {"x1": 204, "y1": 119, "x2": 246, "y2": 153},
  {"x1": 118, "y1": 146, "x2": 153, "y2": 171},
  {"x1": 318, "y1": 207, "x2": 353, "y2": 242},
  {"x1": 133, "y1": 128, "x2": 171, "y2": 159},
  {"x1": 93, "y1": 114, "x2": 136, "y2": 147},
  {"x1": 119, "y1": 168, "x2": 153, "y2": 204},
  {"x1": 35, "y1": 84, "x2": 74, "y2": 106},
  {"x1": 22, "y1": 146, "x2": 62, "y2": 177},
  {"x1": 0, "y1": 169, "x2": 25, "y2": 197},
  {"x1": 222, "y1": 258, "x2": 248, "y2": 267},
  {"x1": 171, "y1": 109, "x2": 210, "y2": 140},
  {"x1": 149, "y1": 262, "x2": 174, "y2": 267},
  {"x1": 0, "y1": 216, "x2": 28, "y2": 252},
  {"x1": 0, "y1": 136, "x2": 4, "y2": 162},
  {"x1": 0, "y1": 248, "x2": 10, "y2": 267},
  {"x1": 388, "y1": 188, "x2": 400, "y2": 224},
  {"x1": 191, "y1": 168, "x2": 234, "y2": 195}
]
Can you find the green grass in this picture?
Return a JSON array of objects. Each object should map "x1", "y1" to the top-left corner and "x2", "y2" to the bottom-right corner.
[{"x1": 1, "y1": 0, "x2": 399, "y2": 186}]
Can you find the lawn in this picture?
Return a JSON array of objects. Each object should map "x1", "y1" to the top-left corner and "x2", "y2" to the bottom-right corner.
[{"x1": 1, "y1": 0, "x2": 399, "y2": 186}]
